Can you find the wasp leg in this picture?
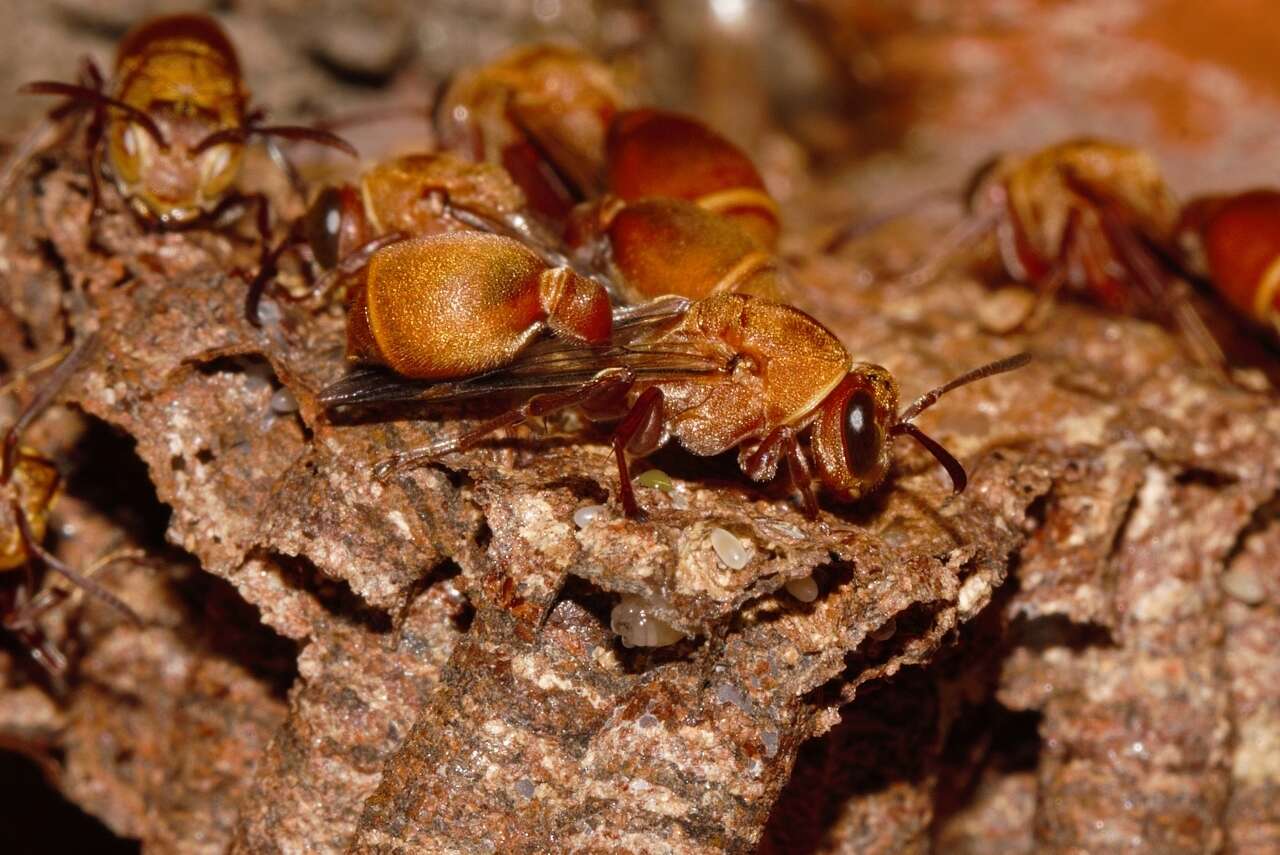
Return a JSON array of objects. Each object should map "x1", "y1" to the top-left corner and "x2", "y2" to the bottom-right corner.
[
  {"x1": 608, "y1": 386, "x2": 665, "y2": 518},
  {"x1": 2, "y1": 334, "x2": 96, "y2": 484},
  {"x1": 896, "y1": 203, "x2": 1004, "y2": 289},
  {"x1": 310, "y1": 232, "x2": 411, "y2": 305},
  {"x1": 204, "y1": 190, "x2": 278, "y2": 325},
  {"x1": 2, "y1": 606, "x2": 69, "y2": 677},
  {"x1": 373, "y1": 368, "x2": 637, "y2": 480},
  {"x1": 820, "y1": 187, "x2": 958, "y2": 256},
  {"x1": 262, "y1": 135, "x2": 306, "y2": 202},
  {"x1": 1093, "y1": 198, "x2": 1227, "y2": 373},
  {"x1": 785, "y1": 440, "x2": 819, "y2": 519},
  {"x1": 742, "y1": 426, "x2": 818, "y2": 518},
  {"x1": 243, "y1": 223, "x2": 306, "y2": 326},
  {"x1": 11, "y1": 500, "x2": 142, "y2": 626},
  {"x1": 1001, "y1": 207, "x2": 1080, "y2": 333}
]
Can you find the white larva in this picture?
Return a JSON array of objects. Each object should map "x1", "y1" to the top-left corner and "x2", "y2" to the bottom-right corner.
[
  {"x1": 610, "y1": 595, "x2": 685, "y2": 648},
  {"x1": 270, "y1": 387, "x2": 299, "y2": 414}
]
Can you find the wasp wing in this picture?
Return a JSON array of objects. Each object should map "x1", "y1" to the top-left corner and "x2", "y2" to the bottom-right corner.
[{"x1": 318, "y1": 297, "x2": 722, "y2": 410}]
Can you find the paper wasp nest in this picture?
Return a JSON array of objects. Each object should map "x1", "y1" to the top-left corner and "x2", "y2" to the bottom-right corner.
[{"x1": 1, "y1": 2, "x2": 1279, "y2": 853}]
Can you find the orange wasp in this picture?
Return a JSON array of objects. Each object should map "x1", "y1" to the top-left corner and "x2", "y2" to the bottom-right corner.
[
  {"x1": 906, "y1": 139, "x2": 1226, "y2": 368},
  {"x1": 15, "y1": 13, "x2": 355, "y2": 316},
  {"x1": 438, "y1": 42, "x2": 785, "y2": 303},
  {"x1": 596, "y1": 107, "x2": 781, "y2": 249},
  {"x1": 559, "y1": 107, "x2": 787, "y2": 304},
  {"x1": 434, "y1": 43, "x2": 625, "y2": 223},
  {"x1": 243, "y1": 151, "x2": 567, "y2": 325},
  {"x1": 320, "y1": 232, "x2": 1028, "y2": 517},
  {"x1": 1176, "y1": 189, "x2": 1280, "y2": 338},
  {"x1": 442, "y1": 101, "x2": 789, "y2": 304},
  {"x1": 2, "y1": 336, "x2": 141, "y2": 675}
]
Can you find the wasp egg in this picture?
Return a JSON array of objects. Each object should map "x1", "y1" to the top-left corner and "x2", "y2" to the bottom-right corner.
[
  {"x1": 270, "y1": 387, "x2": 299, "y2": 414},
  {"x1": 635, "y1": 469, "x2": 674, "y2": 491},
  {"x1": 573, "y1": 504, "x2": 607, "y2": 528},
  {"x1": 1221, "y1": 568, "x2": 1266, "y2": 605},
  {"x1": 710, "y1": 527, "x2": 753, "y2": 569},
  {"x1": 785, "y1": 575, "x2": 819, "y2": 603},
  {"x1": 611, "y1": 595, "x2": 685, "y2": 648}
]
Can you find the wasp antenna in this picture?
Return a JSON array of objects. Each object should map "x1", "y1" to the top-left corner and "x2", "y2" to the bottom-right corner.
[
  {"x1": 20, "y1": 81, "x2": 168, "y2": 147},
  {"x1": 194, "y1": 124, "x2": 357, "y2": 158},
  {"x1": 252, "y1": 125, "x2": 358, "y2": 157},
  {"x1": 429, "y1": 73, "x2": 455, "y2": 137},
  {"x1": 890, "y1": 421, "x2": 967, "y2": 493},
  {"x1": 896, "y1": 352, "x2": 1031, "y2": 425},
  {"x1": 2, "y1": 333, "x2": 98, "y2": 484},
  {"x1": 821, "y1": 186, "x2": 960, "y2": 254},
  {"x1": 12, "y1": 499, "x2": 143, "y2": 626},
  {"x1": 191, "y1": 126, "x2": 247, "y2": 152},
  {"x1": 894, "y1": 204, "x2": 1004, "y2": 289}
]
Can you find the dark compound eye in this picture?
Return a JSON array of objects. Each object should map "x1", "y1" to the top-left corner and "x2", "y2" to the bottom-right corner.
[
  {"x1": 842, "y1": 389, "x2": 882, "y2": 477},
  {"x1": 304, "y1": 186, "x2": 345, "y2": 270}
]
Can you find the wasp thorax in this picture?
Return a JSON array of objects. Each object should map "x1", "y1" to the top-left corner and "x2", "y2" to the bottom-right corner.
[{"x1": 809, "y1": 366, "x2": 899, "y2": 501}]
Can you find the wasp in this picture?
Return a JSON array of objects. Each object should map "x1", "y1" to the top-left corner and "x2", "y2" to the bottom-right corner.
[
  {"x1": 1176, "y1": 189, "x2": 1280, "y2": 338},
  {"x1": 450, "y1": 102, "x2": 788, "y2": 304},
  {"x1": 558, "y1": 108, "x2": 786, "y2": 304},
  {"x1": 596, "y1": 108, "x2": 780, "y2": 249},
  {"x1": 2, "y1": 336, "x2": 141, "y2": 675},
  {"x1": 565, "y1": 194, "x2": 787, "y2": 304},
  {"x1": 434, "y1": 43, "x2": 625, "y2": 223},
  {"x1": 438, "y1": 42, "x2": 784, "y2": 303},
  {"x1": 904, "y1": 139, "x2": 1227, "y2": 368},
  {"x1": 319, "y1": 232, "x2": 1028, "y2": 517},
  {"x1": 14, "y1": 12, "x2": 355, "y2": 305},
  {"x1": 243, "y1": 151, "x2": 567, "y2": 325}
]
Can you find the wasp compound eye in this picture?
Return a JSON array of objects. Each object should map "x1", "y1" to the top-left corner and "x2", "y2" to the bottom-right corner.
[{"x1": 842, "y1": 388, "x2": 882, "y2": 478}]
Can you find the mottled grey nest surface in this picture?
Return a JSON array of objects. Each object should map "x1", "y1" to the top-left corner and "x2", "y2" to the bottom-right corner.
[{"x1": 3, "y1": 3, "x2": 1280, "y2": 854}]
